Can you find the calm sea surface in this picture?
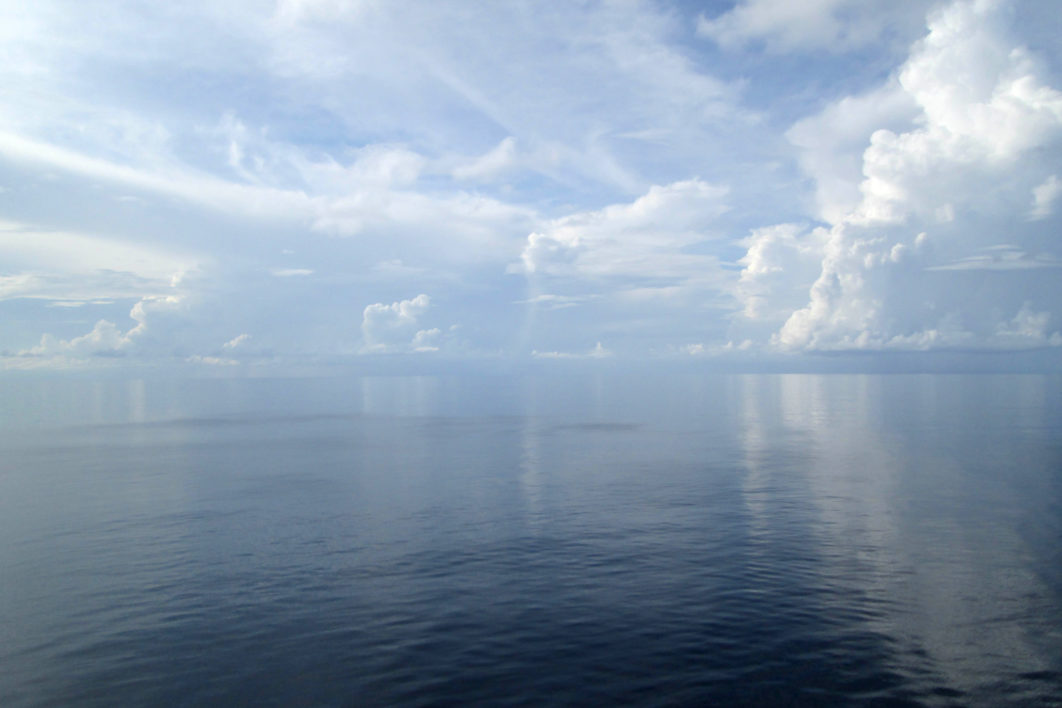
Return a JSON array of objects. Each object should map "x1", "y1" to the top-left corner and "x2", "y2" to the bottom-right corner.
[{"x1": 1, "y1": 373, "x2": 1060, "y2": 706}]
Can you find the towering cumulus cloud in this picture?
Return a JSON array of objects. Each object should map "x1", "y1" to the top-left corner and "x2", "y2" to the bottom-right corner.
[{"x1": 742, "y1": 0, "x2": 1062, "y2": 351}]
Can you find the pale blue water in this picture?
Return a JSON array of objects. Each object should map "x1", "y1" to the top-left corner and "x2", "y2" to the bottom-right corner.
[{"x1": 1, "y1": 373, "x2": 1060, "y2": 706}]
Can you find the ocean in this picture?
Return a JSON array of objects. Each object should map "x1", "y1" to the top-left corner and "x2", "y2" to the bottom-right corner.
[{"x1": 2, "y1": 373, "x2": 1060, "y2": 705}]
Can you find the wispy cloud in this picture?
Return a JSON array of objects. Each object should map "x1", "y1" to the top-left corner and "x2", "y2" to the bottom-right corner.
[{"x1": 2, "y1": 0, "x2": 1061, "y2": 367}]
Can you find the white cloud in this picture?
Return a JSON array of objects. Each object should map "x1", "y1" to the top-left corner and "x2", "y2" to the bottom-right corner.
[
  {"x1": 786, "y1": 84, "x2": 919, "y2": 223},
  {"x1": 516, "y1": 294, "x2": 594, "y2": 310},
  {"x1": 0, "y1": 130, "x2": 312, "y2": 223},
  {"x1": 22, "y1": 319, "x2": 127, "y2": 359},
  {"x1": 736, "y1": 223, "x2": 828, "y2": 321},
  {"x1": 361, "y1": 294, "x2": 439, "y2": 353},
  {"x1": 698, "y1": 0, "x2": 931, "y2": 53},
  {"x1": 0, "y1": 129, "x2": 535, "y2": 255},
  {"x1": 4, "y1": 0, "x2": 1061, "y2": 367},
  {"x1": 679, "y1": 340, "x2": 753, "y2": 357},
  {"x1": 517, "y1": 179, "x2": 729, "y2": 281},
  {"x1": 223, "y1": 333, "x2": 252, "y2": 350},
  {"x1": 0, "y1": 219, "x2": 199, "y2": 303},
  {"x1": 511, "y1": 179, "x2": 747, "y2": 354},
  {"x1": 532, "y1": 341, "x2": 611, "y2": 359},
  {"x1": 1030, "y1": 174, "x2": 1061, "y2": 220},
  {"x1": 45, "y1": 300, "x2": 113, "y2": 308},
  {"x1": 411, "y1": 328, "x2": 441, "y2": 352},
  {"x1": 14, "y1": 293, "x2": 185, "y2": 361},
  {"x1": 993, "y1": 302, "x2": 1062, "y2": 347},
  {"x1": 9, "y1": 291, "x2": 278, "y2": 368},
  {"x1": 186, "y1": 354, "x2": 239, "y2": 366},
  {"x1": 121, "y1": 295, "x2": 190, "y2": 351},
  {"x1": 452, "y1": 137, "x2": 518, "y2": 181},
  {"x1": 762, "y1": 0, "x2": 1062, "y2": 352}
]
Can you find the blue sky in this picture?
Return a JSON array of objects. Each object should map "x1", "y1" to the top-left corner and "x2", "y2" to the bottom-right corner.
[{"x1": 2, "y1": 0, "x2": 1061, "y2": 371}]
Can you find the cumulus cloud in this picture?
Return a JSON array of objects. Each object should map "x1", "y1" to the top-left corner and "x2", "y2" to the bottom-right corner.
[
  {"x1": 786, "y1": 85, "x2": 919, "y2": 223},
  {"x1": 411, "y1": 328, "x2": 441, "y2": 352},
  {"x1": 1030, "y1": 174, "x2": 1061, "y2": 220},
  {"x1": 746, "y1": 0, "x2": 1062, "y2": 352},
  {"x1": 12, "y1": 294, "x2": 201, "y2": 366},
  {"x1": 361, "y1": 294, "x2": 441, "y2": 353},
  {"x1": 736, "y1": 223, "x2": 828, "y2": 321},
  {"x1": 510, "y1": 179, "x2": 748, "y2": 355},
  {"x1": 22, "y1": 319, "x2": 128, "y2": 359},
  {"x1": 517, "y1": 179, "x2": 728, "y2": 284},
  {"x1": 994, "y1": 302, "x2": 1062, "y2": 348}
]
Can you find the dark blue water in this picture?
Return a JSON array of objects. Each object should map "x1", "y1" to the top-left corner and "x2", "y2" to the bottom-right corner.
[{"x1": 2, "y1": 374, "x2": 1061, "y2": 706}]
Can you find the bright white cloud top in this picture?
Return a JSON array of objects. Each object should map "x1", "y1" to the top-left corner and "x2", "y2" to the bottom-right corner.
[{"x1": 1, "y1": 0, "x2": 1060, "y2": 370}]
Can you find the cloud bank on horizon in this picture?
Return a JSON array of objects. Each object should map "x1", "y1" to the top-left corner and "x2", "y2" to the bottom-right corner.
[{"x1": 2, "y1": 0, "x2": 1061, "y2": 369}]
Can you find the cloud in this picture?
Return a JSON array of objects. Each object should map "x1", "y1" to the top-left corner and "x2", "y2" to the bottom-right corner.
[
  {"x1": 516, "y1": 294, "x2": 595, "y2": 310},
  {"x1": 786, "y1": 84, "x2": 919, "y2": 223},
  {"x1": 4, "y1": 0, "x2": 1061, "y2": 367},
  {"x1": 757, "y1": 0, "x2": 1062, "y2": 352},
  {"x1": 1030, "y1": 174, "x2": 1061, "y2": 220},
  {"x1": 411, "y1": 328, "x2": 441, "y2": 352},
  {"x1": 21, "y1": 319, "x2": 128, "y2": 359},
  {"x1": 186, "y1": 354, "x2": 239, "y2": 366},
  {"x1": 510, "y1": 179, "x2": 755, "y2": 356},
  {"x1": 927, "y1": 245, "x2": 1062, "y2": 271},
  {"x1": 361, "y1": 294, "x2": 439, "y2": 353},
  {"x1": 0, "y1": 129, "x2": 534, "y2": 252},
  {"x1": 698, "y1": 0, "x2": 931, "y2": 53},
  {"x1": 13, "y1": 293, "x2": 201, "y2": 364},
  {"x1": 452, "y1": 137, "x2": 519, "y2": 181},
  {"x1": 0, "y1": 0, "x2": 776, "y2": 364},
  {"x1": 8, "y1": 288, "x2": 289, "y2": 369},
  {"x1": 222, "y1": 333, "x2": 252, "y2": 350},
  {"x1": 993, "y1": 302, "x2": 1062, "y2": 347},
  {"x1": 45, "y1": 300, "x2": 114, "y2": 308},
  {"x1": 680, "y1": 340, "x2": 753, "y2": 356},
  {"x1": 736, "y1": 223, "x2": 828, "y2": 321},
  {"x1": 0, "y1": 130, "x2": 312, "y2": 223},
  {"x1": 532, "y1": 341, "x2": 611, "y2": 359},
  {"x1": 517, "y1": 179, "x2": 729, "y2": 283},
  {"x1": 0, "y1": 219, "x2": 199, "y2": 303}
]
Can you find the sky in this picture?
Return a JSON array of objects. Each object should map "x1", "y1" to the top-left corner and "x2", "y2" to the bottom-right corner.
[{"x1": 2, "y1": 0, "x2": 1061, "y2": 372}]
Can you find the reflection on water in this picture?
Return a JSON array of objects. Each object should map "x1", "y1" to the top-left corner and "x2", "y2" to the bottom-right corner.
[
  {"x1": 739, "y1": 375, "x2": 1062, "y2": 700},
  {"x1": 1, "y1": 373, "x2": 1060, "y2": 705}
]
